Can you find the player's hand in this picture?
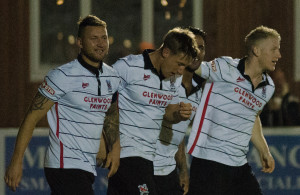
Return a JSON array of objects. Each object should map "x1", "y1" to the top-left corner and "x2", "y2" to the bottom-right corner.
[
  {"x1": 260, "y1": 151, "x2": 275, "y2": 173},
  {"x1": 178, "y1": 102, "x2": 192, "y2": 121},
  {"x1": 4, "y1": 160, "x2": 23, "y2": 192},
  {"x1": 104, "y1": 141, "x2": 120, "y2": 178},
  {"x1": 179, "y1": 170, "x2": 189, "y2": 195}
]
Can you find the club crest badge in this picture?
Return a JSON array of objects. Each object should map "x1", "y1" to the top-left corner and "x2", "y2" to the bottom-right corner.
[
  {"x1": 106, "y1": 80, "x2": 112, "y2": 93},
  {"x1": 170, "y1": 75, "x2": 176, "y2": 92}
]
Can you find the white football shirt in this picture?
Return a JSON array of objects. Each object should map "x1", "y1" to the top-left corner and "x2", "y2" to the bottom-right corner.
[
  {"x1": 113, "y1": 50, "x2": 182, "y2": 161},
  {"x1": 38, "y1": 55, "x2": 120, "y2": 175},
  {"x1": 154, "y1": 74, "x2": 204, "y2": 175},
  {"x1": 187, "y1": 57, "x2": 275, "y2": 166}
]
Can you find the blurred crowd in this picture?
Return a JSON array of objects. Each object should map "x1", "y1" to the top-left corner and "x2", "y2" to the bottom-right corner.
[{"x1": 261, "y1": 69, "x2": 300, "y2": 126}]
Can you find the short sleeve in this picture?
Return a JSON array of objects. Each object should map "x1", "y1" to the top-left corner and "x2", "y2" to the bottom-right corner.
[
  {"x1": 38, "y1": 69, "x2": 70, "y2": 102},
  {"x1": 199, "y1": 58, "x2": 225, "y2": 82}
]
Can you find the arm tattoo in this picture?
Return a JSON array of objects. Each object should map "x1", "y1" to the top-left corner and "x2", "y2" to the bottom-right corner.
[
  {"x1": 103, "y1": 101, "x2": 119, "y2": 150},
  {"x1": 28, "y1": 92, "x2": 49, "y2": 113}
]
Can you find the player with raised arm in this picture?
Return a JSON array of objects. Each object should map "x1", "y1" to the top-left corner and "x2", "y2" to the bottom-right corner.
[{"x1": 187, "y1": 26, "x2": 280, "y2": 194}]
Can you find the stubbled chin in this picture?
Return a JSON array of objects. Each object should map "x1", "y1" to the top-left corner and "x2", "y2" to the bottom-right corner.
[{"x1": 270, "y1": 66, "x2": 276, "y2": 71}]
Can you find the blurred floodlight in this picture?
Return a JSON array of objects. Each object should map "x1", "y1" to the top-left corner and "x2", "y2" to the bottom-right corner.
[
  {"x1": 123, "y1": 39, "x2": 132, "y2": 48},
  {"x1": 68, "y1": 35, "x2": 75, "y2": 45}
]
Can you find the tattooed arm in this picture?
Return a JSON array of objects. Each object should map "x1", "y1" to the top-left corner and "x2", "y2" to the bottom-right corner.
[
  {"x1": 102, "y1": 101, "x2": 120, "y2": 178},
  {"x1": 4, "y1": 91, "x2": 54, "y2": 191},
  {"x1": 103, "y1": 101, "x2": 119, "y2": 150}
]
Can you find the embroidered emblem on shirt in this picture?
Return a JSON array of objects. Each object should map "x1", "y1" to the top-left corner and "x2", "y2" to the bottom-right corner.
[
  {"x1": 236, "y1": 76, "x2": 245, "y2": 82},
  {"x1": 170, "y1": 75, "x2": 176, "y2": 91},
  {"x1": 41, "y1": 80, "x2": 55, "y2": 95},
  {"x1": 106, "y1": 80, "x2": 112, "y2": 93},
  {"x1": 211, "y1": 60, "x2": 217, "y2": 72},
  {"x1": 82, "y1": 82, "x2": 89, "y2": 88},
  {"x1": 144, "y1": 74, "x2": 151, "y2": 81},
  {"x1": 138, "y1": 184, "x2": 149, "y2": 194},
  {"x1": 195, "y1": 92, "x2": 199, "y2": 102},
  {"x1": 262, "y1": 86, "x2": 266, "y2": 98}
]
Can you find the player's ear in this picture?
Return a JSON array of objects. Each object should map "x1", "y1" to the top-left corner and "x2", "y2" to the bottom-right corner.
[
  {"x1": 77, "y1": 37, "x2": 83, "y2": 49},
  {"x1": 252, "y1": 46, "x2": 260, "y2": 57},
  {"x1": 162, "y1": 47, "x2": 170, "y2": 58}
]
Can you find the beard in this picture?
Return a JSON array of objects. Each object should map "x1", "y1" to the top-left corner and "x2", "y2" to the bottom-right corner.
[{"x1": 81, "y1": 48, "x2": 108, "y2": 63}]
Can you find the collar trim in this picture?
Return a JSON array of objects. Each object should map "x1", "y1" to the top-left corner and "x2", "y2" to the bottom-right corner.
[
  {"x1": 77, "y1": 54, "x2": 103, "y2": 76},
  {"x1": 142, "y1": 49, "x2": 165, "y2": 80},
  {"x1": 237, "y1": 57, "x2": 269, "y2": 88}
]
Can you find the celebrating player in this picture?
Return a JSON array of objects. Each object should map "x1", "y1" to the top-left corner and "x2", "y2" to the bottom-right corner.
[
  {"x1": 187, "y1": 26, "x2": 281, "y2": 194},
  {"x1": 107, "y1": 27, "x2": 199, "y2": 194},
  {"x1": 153, "y1": 27, "x2": 207, "y2": 195},
  {"x1": 4, "y1": 15, "x2": 120, "y2": 194}
]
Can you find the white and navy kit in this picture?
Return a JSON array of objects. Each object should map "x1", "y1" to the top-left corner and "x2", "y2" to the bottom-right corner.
[
  {"x1": 187, "y1": 57, "x2": 275, "y2": 166},
  {"x1": 113, "y1": 50, "x2": 182, "y2": 161},
  {"x1": 153, "y1": 74, "x2": 204, "y2": 175},
  {"x1": 39, "y1": 55, "x2": 120, "y2": 175}
]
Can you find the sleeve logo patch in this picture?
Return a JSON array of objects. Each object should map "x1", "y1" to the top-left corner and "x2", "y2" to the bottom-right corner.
[
  {"x1": 41, "y1": 80, "x2": 55, "y2": 95},
  {"x1": 138, "y1": 184, "x2": 149, "y2": 194},
  {"x1": 211, "y1": 60, "x2": 217, "y2": 72}
]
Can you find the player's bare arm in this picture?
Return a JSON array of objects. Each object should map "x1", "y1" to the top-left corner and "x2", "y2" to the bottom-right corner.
[
  {"x1": 103, "y1": 101, "x2": 120, "y2": 177},
  {"x1": 4, "y1": 91, "x2": 54, "y2": 191},
  {"x1": 251, "y1": 115, "x2": 275, "y2": 173},
  {"x1": 103, "y1": 100, "x2": 119, "y2": 149},
  {"x1": 96, "y1": 131, "x2": 108, "y2": 167},
  {"x1": 175, "y1": 140, "x2": 189, "y2": 195},
  {"x1": 164, "y1": 102, "x2": 192, "y2": 124}
]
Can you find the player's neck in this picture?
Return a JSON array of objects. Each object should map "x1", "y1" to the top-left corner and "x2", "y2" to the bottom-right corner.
[
  {"x1": 81, "y1": 53, "x2": 100, "y2": 68},
  {"x1": 182, "y1": 70, "x2": 193, "y2": 86},
  {"x1": 244, "y1": 58, "x2": 263, "y2": 87},
  {"x1": 182, "y1": 71, "x2": 194, "y2": 96},
  {"x1": 149, "y1": 49, "x2": 163, "y2": 74}
]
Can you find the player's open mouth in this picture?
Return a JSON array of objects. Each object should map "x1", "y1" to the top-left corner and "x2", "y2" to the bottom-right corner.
[{"x1": 96, "y1": 49, "x2": 104, "y2": 54}]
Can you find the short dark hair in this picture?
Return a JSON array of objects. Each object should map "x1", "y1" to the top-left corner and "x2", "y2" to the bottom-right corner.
[
  {"x1": 162, "y1": 27, "x2": 199, "y2": 59},
  {"x1": 77, "y1": 15, "x2": 107, "y2": 38},
  {"x1": 187, "y1": 26, "x2": 207, "y2": 43}
]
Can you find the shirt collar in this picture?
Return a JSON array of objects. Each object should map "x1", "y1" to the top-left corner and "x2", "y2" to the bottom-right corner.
[
  {"x1": 237, "y1": 57, "x2": 269, "y2": 87},
  {"x1": 77, "y1": 54, "x2": 103, "y2": 76},
  {"x1": 182, "y1": 73, "x2": 205, "y2": 96},
  {"x1": 142, "y1": 49, "x2": 165, "y2": 80}
]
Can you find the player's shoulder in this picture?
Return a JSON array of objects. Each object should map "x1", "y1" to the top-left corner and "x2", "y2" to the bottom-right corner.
[
  {"x1": 55, "y1": 59, "x2": 84, "y2": 75},
  {"x1": 102, "y1": 62, "x2": 118, "y2": 76},
  {"x1": 116, "y1": 54, "x2": 144, "y2": 68},
  {"x1": 216, "y1": 56, "x2": 240, "y2": 68},
  {"x1": 46, "y1": 59, "x2": 78, "y2": 78}
]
